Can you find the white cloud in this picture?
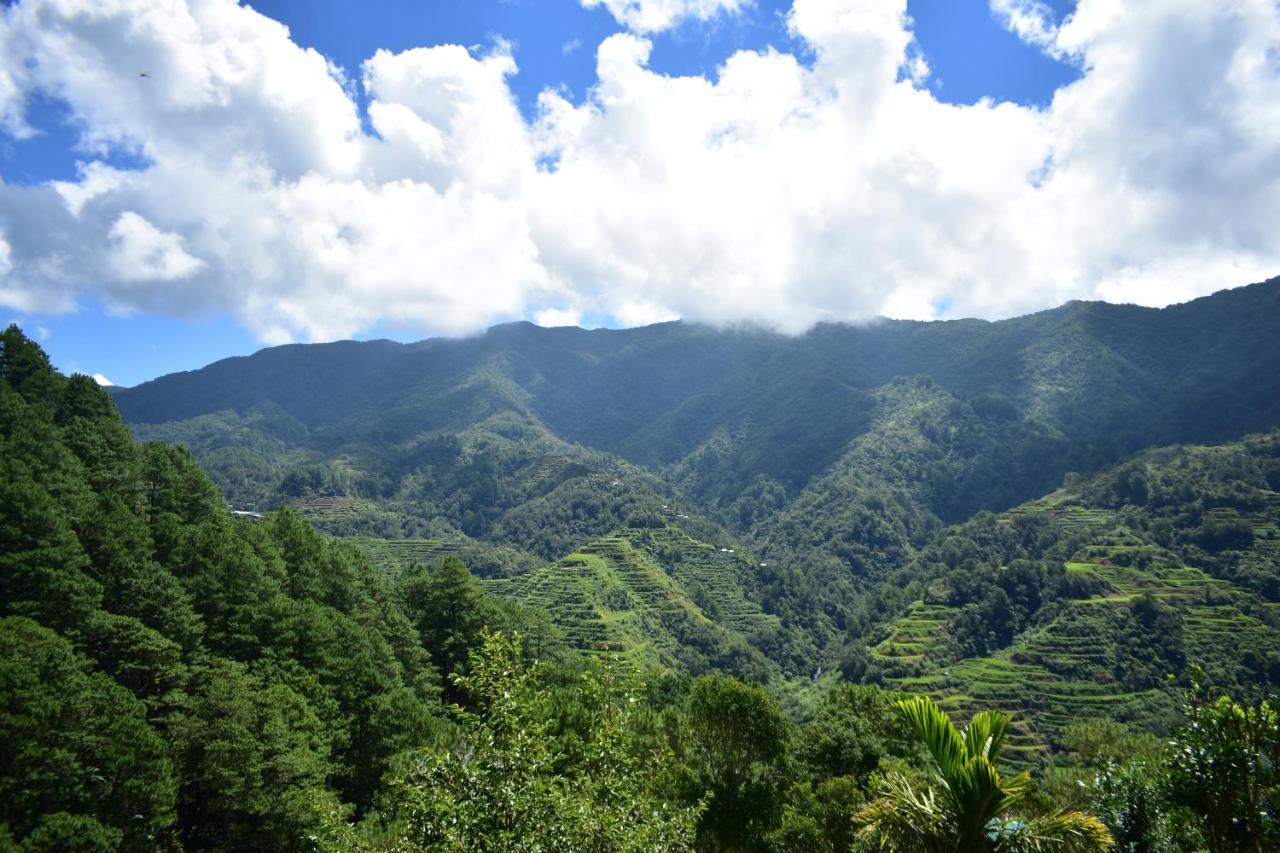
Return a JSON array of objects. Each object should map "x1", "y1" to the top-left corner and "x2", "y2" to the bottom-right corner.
[
  {"x1": 613, "y1": 300, "x2": 681, "y2": 327},
  {"x1": 91, "y1": 372, "x2": 114, "y2": 386},
  {"x1": 581, "y1": 0, "x2": 747, "y2": 34},
  {"x1": 534, "y1": 307, "x2": 584, "y2": 327},
  {"x1": 108, "y1": 212, "x2": 204, "y2": 283},
  {"x1": 0, "y1": 0, "x2": 1276, "y2": 343},
  {"x1": 989, "y1": 0, "x2": 1064, "y2": 56},
  {"x1": 52, "y1": 162, "x2": 128, "y2": 217},
  {"x1": 362, "y1": 42, "x2": 532, "y2": 193}
]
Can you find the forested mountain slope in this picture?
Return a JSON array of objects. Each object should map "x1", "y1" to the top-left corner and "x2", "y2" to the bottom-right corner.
[
  {"x1": 117, "y1": 279, "x2": 1280, "y2": 524},
  {"x1": 0, "y1": 326, "x2": 468, "y2": 847},
  {"x1": 0, "y1": 326, "x2": 774, "y2": 850},
  {"x1": 117, "y1": 279, "x2": 1280, "y2": 530},
  {"x1": 112, "y1": 279, "x2": 1280, "y2": 672},
  {"x1": 118, "y1": 280, "x2": 1280, "y2": 452},
  {"x1": 869, "y1": 429, "x2": 1280, "y2": 765},
  {"x1": 9, "y1": 283, "x2": 1280, "y2": 848}
]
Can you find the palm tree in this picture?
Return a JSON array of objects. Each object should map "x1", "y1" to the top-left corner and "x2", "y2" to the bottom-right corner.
[{"x1": 855, "y1": 696, "x2": 1112, "y2": 852}]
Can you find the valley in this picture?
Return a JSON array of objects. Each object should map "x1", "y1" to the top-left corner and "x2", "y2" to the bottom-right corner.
[
  {"x1": 111, "y1": 280, "x2": 1280, "y2": 753},
  {"x1": 8, "y1": 283, "x2": 1280, "y2": 850}
]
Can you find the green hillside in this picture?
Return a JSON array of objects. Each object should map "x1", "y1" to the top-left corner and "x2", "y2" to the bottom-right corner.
[
  {"x1": 486, "y1": 523, "x2": 777, "y2": 680},
  {"x1": 868, "y1": 431, "x2": 1280, "y2": 768},
  {"x1": 348, "y1": 537, "x2": 463, "y2": 572},
  {"x1": 347, "y1": 520, "x2": 788, "y2": 680},
  {"x1": 10, "y1": 311, "x2": 1280, "y2": 849},
  {"x1": 0, "y1": 325, "x2": 524, "y2": 847},
  {"x1": 118, "y1": 281, "x2": 1280, "y2": 534},
  {"x1": 112, "y1": 280, "x2": 1280, "y2": 676},
  {"x1": 108, "y1": 282, "x2": 1280, "y2": 701}
]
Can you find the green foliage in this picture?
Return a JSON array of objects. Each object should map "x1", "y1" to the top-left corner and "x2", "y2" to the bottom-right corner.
[
  {"x1": 9, "y1": 280, "x2": 1280, "y2": 852},
  {"x1": 504, "y1": 525, "x2": 777, "y2": 679},
  {"x1": 397, "y1": 555, "x2": 491, "y2": 688},
  {"x1": 865, "y1": 429, "x2": 1280, "y2": 764},
  {"x1": 686, "y1": 674, "x2": 793, "y2": 850},
  {"x1": 1058, "y1": 718, "x2": 1164, "y2": 768},
  {"x1": 1166, "y1": 682, "x2": 1280, "y2": 852},
  {"x1": 114, "y1": 281, "x2": 1280, "y2": 683},
  {"x1": 0, "y1": 323, "x2": 63, "y2": 406},
  {"x1": 1047, "y1": 681, "x2": 1280, "y2": 852},
  {"x1": 321, "y1": 630, "x2": 702, "y2": 851},
  {"x1": 19, "y1": 813, "x2": 122, "y2": 852},
  {"x1": 173, "y1": 660, "x2": 332, "y2": 851},
  {"x1": 0, "y1": 328, "x2": 511, "y2": 848},
  {"x1": 856, "y1": 695, "x2": 1112, "y2": 852},
  {"x1": 0, "y1": 617, "x2": 177, "y2": 849},
  {"x1": 797, "y1": 683, "x2": 920, "y2": 783},
  {"x1": 1086, "y1": 760, "x2": 1186, "y2": 853}
]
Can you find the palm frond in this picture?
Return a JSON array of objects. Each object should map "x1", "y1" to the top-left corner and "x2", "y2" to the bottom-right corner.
[
  {"x1": 964, "y1": 709, "x2": 1012, "y2": 763},
  {"x1": 995, "y1": 769, "x2": 1032, "y2": 814},
  {"x1": 854, "y1": 772, "x2": 952, "y2": 853},
  {"x1": 895, "y1": 696, "x2": 966, "y2": 780},
  {"x1": 944, "y1": 755, "x2": 1014, "y2": 844},
  {"x1": 991, "y1": 809, "x2": 1114, "y2": 852}
]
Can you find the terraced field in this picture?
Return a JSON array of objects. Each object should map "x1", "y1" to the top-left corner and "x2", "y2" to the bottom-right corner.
[
  {"x1": 1001, "y1": 497, "x2": 1116, "y2": 535},
  {"x1": 510, "y1": 535, "x2": 704, "y2": 662},
  {"x1": 871, "y1": 601, "x2": 951, "y2": 664},
  {"x1": 510, "y1": 456, "x2": 590, "y2": 494},
  {"x1": 628, "y1": 525, "x2": 781, "y2": 641},
  {"x1": 347, "y1": 538, "x2": 462, "y2": 573},
  {"x1": 878, "y1": 505, "x2": 1280, "y2": 770},
  {"x1": 495, "y1": 524, "x2": 774, "y2": 675},
  {"x1": 1064, "y1": 557, "x2": 1232, "y2": 603},
  {"x1": 901, "y1": 616, "x2": 1166, "y2": 769},
  {"x1": 285, "y1": 495, "x2": 374, "y2": 522}
]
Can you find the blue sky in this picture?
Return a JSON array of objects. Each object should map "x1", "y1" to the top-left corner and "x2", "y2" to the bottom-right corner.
[{"x1": 1, "y1": 0, "x2": 1274, "y2": 387}]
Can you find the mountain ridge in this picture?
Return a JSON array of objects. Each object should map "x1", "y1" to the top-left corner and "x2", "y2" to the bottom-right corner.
[
  {"x1": 117, "y1": 280, "x2": 1280, "y2": 426},
  {"x1": 111, "y1": 277, "x2": 1280, "y2": 681}
]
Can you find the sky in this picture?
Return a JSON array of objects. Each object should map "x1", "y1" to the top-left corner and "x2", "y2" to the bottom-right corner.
[{"x1": 0, "y1": 0, "x2": 1277, "y2": 386}]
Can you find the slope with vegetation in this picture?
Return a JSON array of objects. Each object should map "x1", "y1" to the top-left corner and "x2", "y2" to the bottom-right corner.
[
  {"x1": 9, "y1": 322, "x2": 1280, "y2": 849},
  {"x1": 0, "y1": 326, "x2": 638, "y2": 849},
  {"x1": 865, "y1": 429, "x2": 1280, "y2": 766},
  {"x1": 491, "y1": 520, "x2": 785, "y2": 679},
  {"x1": 112, "y1": 280, "x2": 1280, "y2": 676}
]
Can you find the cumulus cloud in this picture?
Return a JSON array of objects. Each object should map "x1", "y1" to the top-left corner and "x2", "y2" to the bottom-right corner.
[
  {"x1": 534, "y1": 307, "x2": 585, "y2": 327},
  {"x1": 108, "y1": 212, "x2": 205, "y2": 283},
  {"x1": 0, "y1": 0, "x2": 1277, "y2": 344},
  {"x1": 91, "y1": 372, "x2": 114, "y2": 386},
  {"x1": 581, "y1": 0, "x2": 748, "y2": 34},
  {"x1": 989, "y1": 0, "x2": 1063, "y2": 56}
]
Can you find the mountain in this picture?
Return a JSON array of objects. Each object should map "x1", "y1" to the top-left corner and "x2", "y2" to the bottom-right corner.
[
  {"x1": 8, "y1": 290, "x2": 1280, "y2": 853},
  {"x1": 113, "y1": 279, "x2": 1280, "y2": 675},
  {"x1": 868, "y1": 429, "x2": 1280, "y2": 766}
]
